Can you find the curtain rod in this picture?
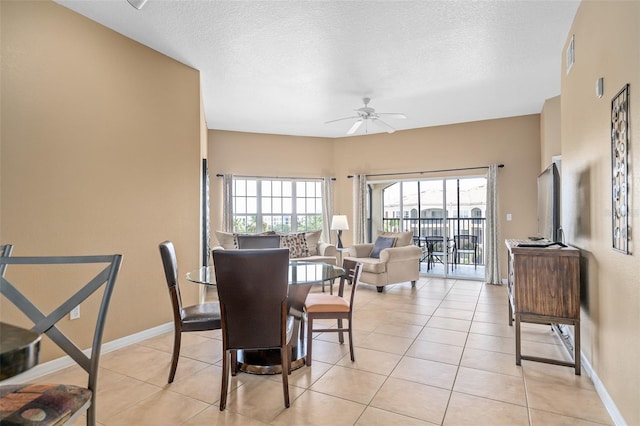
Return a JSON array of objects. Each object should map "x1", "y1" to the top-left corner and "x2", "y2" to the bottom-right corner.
[
  {"x1": 216, "y1": 174, "x2": 336, "y2": 181},
  {"x1": 347, "y1": 164, "x2": 504, "y2": 178}
]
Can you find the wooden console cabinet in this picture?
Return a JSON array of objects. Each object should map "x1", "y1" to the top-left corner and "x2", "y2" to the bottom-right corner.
[{"x1": 506, "y1": 239, "x2": 581, "y2": 374}]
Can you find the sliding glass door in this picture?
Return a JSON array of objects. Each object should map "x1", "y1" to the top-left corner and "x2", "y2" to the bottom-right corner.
[{"x1": 380, "y1": 176, "x2": 486, "y2": 280}]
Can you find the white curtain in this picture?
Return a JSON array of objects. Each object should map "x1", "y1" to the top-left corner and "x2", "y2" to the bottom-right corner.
[
  {"x1": 353, "y1": 174, "x2": 367, "y2": 244},
  {"x1": 222, "y1": 174, "x2": 233, "y2": 232},
  {"x1": 485, "y1": 164, "x2": 501, "y2": 285},
  {"x1": 321, "y1": 177, "x2": 334, "y2": 243}
]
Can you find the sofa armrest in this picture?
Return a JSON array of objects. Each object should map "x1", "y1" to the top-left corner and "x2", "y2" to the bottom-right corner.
[
  {"x1": 349, "y1": 244, "x2": 374, "y2": 258},
  {"x1": 317, "y1": 242, "x2": 337, "y2": 257},
  {"x1": 379, "y1": 245, "x2": 422, "y2": 262}
]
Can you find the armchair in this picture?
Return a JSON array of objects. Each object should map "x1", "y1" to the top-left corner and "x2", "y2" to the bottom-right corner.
[{"x1": 345, "y1": 231, "x2": 422, "y2": 293}]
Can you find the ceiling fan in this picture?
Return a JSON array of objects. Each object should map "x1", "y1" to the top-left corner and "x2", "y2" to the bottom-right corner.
[{"x1": 325, "y1": 97, "x2": 406, "y2": 135}]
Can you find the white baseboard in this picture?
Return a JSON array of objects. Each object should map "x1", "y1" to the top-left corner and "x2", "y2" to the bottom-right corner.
[
  {"x1": 580, "y1": 352, "x2": 627, "y2": 426},
  {"x1": 559, "y1": 326, "x2": 627, "y2": 426},
  {"x1": 0, "y1": 322, "x2": 173, "y2": 385}
]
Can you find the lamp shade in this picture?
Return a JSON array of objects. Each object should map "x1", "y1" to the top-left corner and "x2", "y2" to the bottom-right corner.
[{"x1": 330, "y1": 215, "x2": 349, "y2": 231}]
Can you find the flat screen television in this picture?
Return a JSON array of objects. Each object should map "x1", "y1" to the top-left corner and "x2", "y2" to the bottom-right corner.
[{"x1": 537, "y1": 163, "x2": 560, "y2": 242}]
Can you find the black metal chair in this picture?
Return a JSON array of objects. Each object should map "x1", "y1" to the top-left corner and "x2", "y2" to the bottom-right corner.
[
  {"x1": 159, "y1": 241, "x2": 222, "y2": 383},
  {"x1": 424, "y1": 236, "x2": 455, "y2": 271},
  {"x1": 212, "y1": 248, "x2": 293, "y2": 410},
  {"x1": 0, "y1": 253, "x2": 122, "y2": 426},
  {"x1": 454, "y1": 234, "x2": 479, "y2": 269}
]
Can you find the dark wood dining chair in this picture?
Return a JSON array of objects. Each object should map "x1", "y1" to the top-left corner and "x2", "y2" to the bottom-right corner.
[
  {"x1": 304, "y1": 259, "x2": 362, "y2": 366},
  {"x1": 0, "y1": 253, "x2": 122, "y2": 426},
  {"x1": 212, "y1": 248, "x2": 293, "y2": 410},
  {"x1": 159, "y1": 240, "x2": 222, "y2": 383}
]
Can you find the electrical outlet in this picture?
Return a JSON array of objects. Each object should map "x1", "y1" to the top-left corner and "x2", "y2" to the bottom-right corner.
[{"x1": 70, "y1": 305, "x2": 80, "y2": 320}]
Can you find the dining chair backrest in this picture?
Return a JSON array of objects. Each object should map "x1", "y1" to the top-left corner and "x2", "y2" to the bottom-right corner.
[
  {"x1": 212, "y1": 248, "x2": 289, "y2": 350},
  {"x1": 236, "y1": 235, "x2": 282, "y2": 250},
  {"x1": 0, "y1": 253, "x2": 123, "y2": 425},
  {"x1": 0, "y1": 244, "x2": 13, "y2": 277},
  {"x1": 159, "y1": 241, "x2": 184, "y2": 315},
  {"x1": 454, "y1": 234, "x2": 478, "y2": 250},
  {"x1": 339, "y1": 259, "x2": 361, "y2": 306}
]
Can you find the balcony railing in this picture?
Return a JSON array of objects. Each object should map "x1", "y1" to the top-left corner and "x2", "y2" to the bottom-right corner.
[{"x1": 382, "y1": 217, "x2": 486, "y2": 266}]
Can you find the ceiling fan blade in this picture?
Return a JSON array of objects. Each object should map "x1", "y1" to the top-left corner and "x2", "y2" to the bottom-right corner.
[
  {"x1": 376, "y1": 113, "x2": 406, "y2": 119},
  {"x1": 325, "y1": 116, "x2": 359, "y2": 124},
  {"x1": 371, "y1": 118, "x2": 396, "y2": 133},
  {"x1": 347, "y1": 120, "x2": 363, "y2": 135}
]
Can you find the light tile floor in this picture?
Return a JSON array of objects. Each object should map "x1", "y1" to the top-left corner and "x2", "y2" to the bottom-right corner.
[{"x1": 40, "y1": 277, "x2": 612, "y2": 425}]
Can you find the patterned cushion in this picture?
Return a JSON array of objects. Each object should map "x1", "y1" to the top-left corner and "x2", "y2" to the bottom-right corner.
[
  {"x1": 279, "y1": 233, "x2": 309, "y2": 258},
  {"x1": 0, "y1": 383, "x2": 92, "y2": 425},
  {"x1": 214, "y1": 231, "x2": 238, "y2": 249},
  {"x1": 304, "y1": 230, "x2": 322, "y2": 256}
]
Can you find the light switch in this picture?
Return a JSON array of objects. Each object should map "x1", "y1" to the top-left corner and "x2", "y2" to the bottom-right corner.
[{"x1": 506, "y1": 213, "x2": 512, "y2": 221}]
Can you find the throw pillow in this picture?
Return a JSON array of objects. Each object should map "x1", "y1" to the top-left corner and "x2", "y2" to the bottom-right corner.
[
  {"x1": 280, "y1": 233, "x2": 309, "y2": 258},
  {"x1": 376, "y1": 230, "x2": 413, "y2": 247},
  {"x1": 370, "y1": 236, "x2": 396, "y2": 258},
  {"x1": 215, "y1": 231, "x2": 239, "y2": 249},
  {"x1": 304, "y1": 230, "x2": 322, "y2": 256}
]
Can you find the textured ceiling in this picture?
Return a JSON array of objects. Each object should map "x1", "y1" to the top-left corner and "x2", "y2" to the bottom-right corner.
[{"x1": 54, "y1": 0, "x2": 580, "y2": 138}]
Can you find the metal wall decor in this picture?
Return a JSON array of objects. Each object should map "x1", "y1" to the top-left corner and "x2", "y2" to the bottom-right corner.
[{"x1": 611, "y1": 84, "x2": 630, "y2": 253}]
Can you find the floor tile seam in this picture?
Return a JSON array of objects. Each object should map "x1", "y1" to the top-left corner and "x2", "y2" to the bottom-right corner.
[
  {"x1": 95, "y1": 384, "x2": 166, "y2": 424},
  {"x1": 452, "y1": 360, "x2": 529, "y2": 411},
  {"x1": 526, "y1": 406, "x2": 613, "y2": 426},
  {"x1": 521, "y1": 370, "x2": 601, "y2": 395},
  {"x1": 449, "y1": 388, "x2": 532, "y2": 412},
  {"x1": 179, "y1": 404, "x2": 214, "y2": 426},
  {"x1": 301, "y1": 387, "x2": 369, "y2": 408},
  {"x1": 100, "y1": 384, "x2": 207, "y2": 424},
  {"x1": 360, "y1": 404, "x2": 438, "y2": 426}
]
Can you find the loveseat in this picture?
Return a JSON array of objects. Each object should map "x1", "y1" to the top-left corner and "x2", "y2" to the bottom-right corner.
[
  {"x1": 213, "y1": 230, "x2": 338, "y2": 265},
  {"x1": 344, "y1": 231, "x2": 422, "y2": 292}
]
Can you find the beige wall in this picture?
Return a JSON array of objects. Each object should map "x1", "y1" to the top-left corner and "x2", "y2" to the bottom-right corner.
[
  {"x1": 1, "y1": 1, "x2": 204, "y2": 361},
  {"x1": 209, "y1": 114, "x2": 541, "y2": 278},
  {"x1": 561, "y1": 1, "x2": 640, "y2": 424},
  {"x1": 540, "y1": 95, "x2": 562, "y2": 172}
]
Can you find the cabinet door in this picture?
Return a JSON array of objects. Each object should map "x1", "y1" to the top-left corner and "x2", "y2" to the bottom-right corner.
[{"x1": 513, "y1": 253, "x2": 579, "y2": 318}]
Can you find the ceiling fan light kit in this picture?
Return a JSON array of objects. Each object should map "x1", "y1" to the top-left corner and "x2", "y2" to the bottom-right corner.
[
  {"x1": 127, "y1": 0, "x2": 148, "y2": 10},
  {"x1": 326, "y1": 97, "x2": 406, "y2": 135}
]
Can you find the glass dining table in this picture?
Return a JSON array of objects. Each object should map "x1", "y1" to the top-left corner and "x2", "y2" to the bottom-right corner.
[{"x1": 186, "y1": 260, "x2": 345, "y2": 374}]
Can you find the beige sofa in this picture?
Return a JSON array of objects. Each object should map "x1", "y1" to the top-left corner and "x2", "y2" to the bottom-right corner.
[
  {"x1": 213, "y1": 230, "x2": 337, "y2": 265},
  {"x1": 345, "y1": 231, "x2": 422, "y2": 292}
]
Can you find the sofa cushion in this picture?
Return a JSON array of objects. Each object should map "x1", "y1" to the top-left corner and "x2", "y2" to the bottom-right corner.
[
  {"x1": 280, "y1": 233, "x2": 309, "y2": 258},
  {"x1": 304, "y1": 230, "x2": 322, "y2": 256},
  {"x1": 215, "y1": 231, "x2": 278, "y2": 250},
  {"x1": 377, "y1": 230, "x2": 413, "y2": 247},
  {"x1": 349, "y1": 257, "x2": 387, "y2": 274},
  {"x1": 215, "y1": 231, "x2": 238, "y2": 249},
  {"x1": 370, "y1": 236, "x2": 396, "y2": 258}
]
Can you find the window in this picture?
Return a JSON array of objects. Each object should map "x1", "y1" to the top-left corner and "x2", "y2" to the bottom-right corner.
[{"x1": 232, "y1": 178, "x2": 323, "y2": 233}]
